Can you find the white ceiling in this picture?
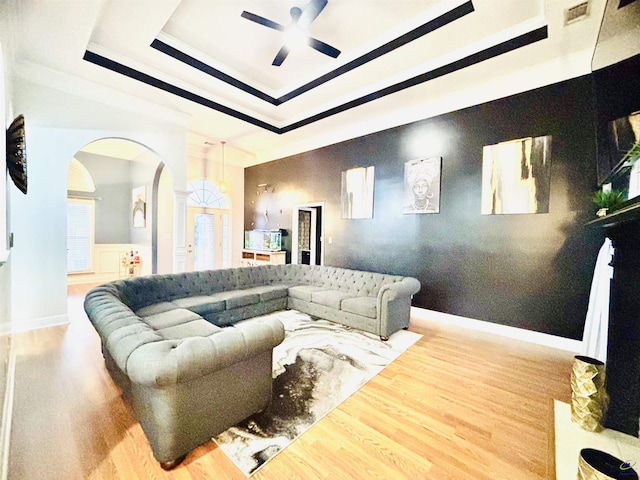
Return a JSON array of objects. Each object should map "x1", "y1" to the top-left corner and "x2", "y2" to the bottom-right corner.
[{"x1": 6, "y1": 0, "x2": 613, "y2": 166}]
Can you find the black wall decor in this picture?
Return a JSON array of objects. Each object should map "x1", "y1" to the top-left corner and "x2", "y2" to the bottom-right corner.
[
  {"x1": 6, "y1": 114, "x2": 27, "y2": 194},
  {"x1": 246, "y1": 75, "x2": 603, "y2": 339}
]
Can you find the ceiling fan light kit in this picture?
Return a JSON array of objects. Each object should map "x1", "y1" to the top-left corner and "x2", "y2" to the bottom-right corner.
[{"x1": 241, "y1": 0, "x2": 341, "y2": 66}]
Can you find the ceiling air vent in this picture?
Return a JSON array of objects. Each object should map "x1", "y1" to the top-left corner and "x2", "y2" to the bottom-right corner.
[{"x1": 565, "y1": 1, "x2": 591, "y2": 24}]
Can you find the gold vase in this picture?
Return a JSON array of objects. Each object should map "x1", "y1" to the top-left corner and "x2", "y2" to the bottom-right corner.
[
  {"x1": 577, "y1": 448, "x2": 637, "y2": 479},
  {"x1": 571, "y1": 355, "x2": 609, "y2": 432}
]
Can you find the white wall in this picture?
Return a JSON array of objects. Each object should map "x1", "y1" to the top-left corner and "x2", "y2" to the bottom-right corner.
[
  {"x1": 0, "y1": 36, "x2": 16, "y2": 479},
  {"x1": 157, "y1": 166, "x2": 174, "y2": 274},
  {"x1": 225, "y1": 162, "x2": 245, "y2": 267},
  {"x1": 10, "y1": 80, "x2": 189, "y2": 327},
  {"x1": 0, "y1": 41, "x2": 12, "y2": 333}
]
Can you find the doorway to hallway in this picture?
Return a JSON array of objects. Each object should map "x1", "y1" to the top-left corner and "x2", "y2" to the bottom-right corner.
[{"x1": 291, "y1": 203, "x2": 324, "y2": 265}]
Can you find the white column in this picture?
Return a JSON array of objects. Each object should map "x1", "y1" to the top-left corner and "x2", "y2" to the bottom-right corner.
[{"x1": 172, "y1": 190, "x2": 190, "y2": 273}]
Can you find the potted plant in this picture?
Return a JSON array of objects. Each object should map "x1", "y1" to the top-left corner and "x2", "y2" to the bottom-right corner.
[{"x1": 592, "y1": 188, "x2": 625, "y2": 216}]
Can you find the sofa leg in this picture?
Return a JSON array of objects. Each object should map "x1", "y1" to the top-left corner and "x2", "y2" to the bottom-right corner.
[
  {"x1": 159, "y1": 454, "x2": 187, "y2": 470},
  {"x1": 380, "y1": 336, "x2": 389, "y2": 341}
]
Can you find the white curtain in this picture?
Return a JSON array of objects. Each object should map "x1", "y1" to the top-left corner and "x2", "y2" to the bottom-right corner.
[{"x1": 581, "y1": 238, "x2": 614, "y2": 362}]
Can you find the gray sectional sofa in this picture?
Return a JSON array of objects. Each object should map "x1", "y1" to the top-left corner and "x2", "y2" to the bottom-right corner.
[{"x1": 84, "y1": 264, "x2": 420, "y2": 468}]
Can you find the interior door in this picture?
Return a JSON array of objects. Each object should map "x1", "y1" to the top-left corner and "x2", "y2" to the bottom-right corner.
[
  {"x1": 186, "y1": 207, "x2": 229, "y2": 271},
  {"x1": 292, "y1": 204, "x2": 323, "y2": 265},
  {"x1": 298, "y1": 208, "x2": 316, "y2": 265}
]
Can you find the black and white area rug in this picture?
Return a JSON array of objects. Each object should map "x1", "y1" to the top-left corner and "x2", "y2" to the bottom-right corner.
[{"x1": 213, "y1": 310, "x2": 421, "y2": 476}]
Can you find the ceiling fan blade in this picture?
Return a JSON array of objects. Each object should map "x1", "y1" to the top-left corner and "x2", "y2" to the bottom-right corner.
[
  {"x1": 272, "y1": 45, "x2": 291, "y2": 66},
  {"x1": 241, "y1": 11, "x2": 285, "y2": 31},
  {"x1": 298, "y1": 0, "x2": 328, "y2": 28},
  {"x1": 307, "y1": 37, "x2": 340, "y2": 58}
]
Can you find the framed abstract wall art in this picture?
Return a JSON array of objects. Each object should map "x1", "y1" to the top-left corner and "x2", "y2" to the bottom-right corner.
[
  {"x1": 403, "y1": 157, "x2": 441, "y2": 214},
  {"x1": 341, "y1": 166, "x2": 375, "y2": 219},
  {"x1": 481, "y1": 135, "x2": 552, "y2": 215}
]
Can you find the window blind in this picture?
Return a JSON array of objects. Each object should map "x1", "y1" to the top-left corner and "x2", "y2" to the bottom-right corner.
[{"x1": 67, "y1": 200, "x2": 93, "y2": 272}]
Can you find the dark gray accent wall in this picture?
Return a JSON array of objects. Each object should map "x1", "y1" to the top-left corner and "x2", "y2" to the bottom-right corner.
[
  {"x1": 75, "y1": 152, "x2": 131, "y2": 244},
  {"x1": 246, "y1": 75, "x2": 604, "y2": 340}
]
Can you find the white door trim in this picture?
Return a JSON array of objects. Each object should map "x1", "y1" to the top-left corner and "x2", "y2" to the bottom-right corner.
[{"x1": 291, "y1": 202, "x2": 325, "y2": 266}]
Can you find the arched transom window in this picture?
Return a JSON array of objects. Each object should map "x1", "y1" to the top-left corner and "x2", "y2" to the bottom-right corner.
[
  {"x1": 67, "y1": 157, "x2": 96, "y2": 193},
  {"x1": 187, "y1": 179, "x2": 229, "y2": 208}
]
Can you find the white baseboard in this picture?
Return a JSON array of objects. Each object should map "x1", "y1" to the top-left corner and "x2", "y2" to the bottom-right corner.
[
  {"x1": 411, "y1": 307, "x2": 582, "y2": 353},
  {"x1": 0, "y1": 347, "x2": 16, "y2": 480},
  {"x1": 0, "y1": 314, "x2": 69, "y2": 336}
]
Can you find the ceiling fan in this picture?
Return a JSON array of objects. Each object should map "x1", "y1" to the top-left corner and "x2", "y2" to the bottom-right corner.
[{"x1": 241, "y1": 0, "x2": 341, "y2": 66}]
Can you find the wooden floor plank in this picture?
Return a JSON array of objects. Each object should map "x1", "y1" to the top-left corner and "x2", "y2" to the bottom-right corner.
[{"x1": 7, "y1": 284, "x2": 573, "y2": 479}]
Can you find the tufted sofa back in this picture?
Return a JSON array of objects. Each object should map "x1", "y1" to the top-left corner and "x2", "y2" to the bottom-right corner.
[
  {"x1": 112, "y1": 264, "x2": 406, "y2": 312},
  {"x1": 305, "y1": 266, "x2": 403, "y2": 296},
  {"x1": 115, "y1": 269, "x2": 238, "y2": 312}
]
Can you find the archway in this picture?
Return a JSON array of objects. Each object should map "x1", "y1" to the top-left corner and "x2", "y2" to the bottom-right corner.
[{"x1": 65, "y1": 138, "x2": 174, "y2": 286}]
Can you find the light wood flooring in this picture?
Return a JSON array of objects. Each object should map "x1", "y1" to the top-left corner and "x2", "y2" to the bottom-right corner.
[{"x1": 8, "y1": 284, "x2": 573, "y2": 479}]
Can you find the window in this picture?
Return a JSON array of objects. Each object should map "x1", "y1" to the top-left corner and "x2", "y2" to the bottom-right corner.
[
  {"x1": 67, "y1": 158, "x2": 96, "y2": 193},
  {"x1": 67, "y1": 199, "x2": 94, "y2": 273},
  {"x1": 186, "y1": 179, "x2": 229, "y2": 208},
  {"x1": 194, "y1": 213, "x2": 215, "y2": 271}
]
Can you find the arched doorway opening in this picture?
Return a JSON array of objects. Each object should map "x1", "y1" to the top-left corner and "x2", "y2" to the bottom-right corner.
[{"x1": 65, "y1": 138, "x2": 174, "y2": 286}]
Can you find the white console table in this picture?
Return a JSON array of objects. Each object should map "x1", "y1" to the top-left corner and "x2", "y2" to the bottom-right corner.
[{"x1": 240, "y1": 249, "x2": 286, "y2": 267}]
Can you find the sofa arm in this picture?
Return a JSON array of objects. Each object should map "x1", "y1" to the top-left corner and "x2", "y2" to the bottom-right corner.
[
  {"x1": 376, "y1": 277, "x2": 421, "y2": 338},
  {"x1": 378, "y1": 277, "x2": 421, "y2": 303},
  {"x1": 126, "y1": 317, "x2": 285, "y2": 387}
]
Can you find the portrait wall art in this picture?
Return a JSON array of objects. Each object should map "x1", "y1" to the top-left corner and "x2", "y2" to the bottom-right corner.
[
  {"x1": 403, "y1": 157, "x2": 442, "y2": 214},
  {"x1": 132, "y1": 185, "x2": 146, "y2": 228},
  {"x1": 481, "y1": 135, "x2": 552, "y2": 215},
  {"x1": 341, "y1": 166, "x2": 375, "y2": 219}
]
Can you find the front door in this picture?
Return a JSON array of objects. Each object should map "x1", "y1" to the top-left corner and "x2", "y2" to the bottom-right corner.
[{"x1": 186, "y1": 207, "x2": 229, "y2": 271}]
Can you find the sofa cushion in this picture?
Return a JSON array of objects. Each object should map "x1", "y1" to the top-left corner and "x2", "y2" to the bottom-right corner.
[
  {"x1": 172, "y1": 296, "x2": 226, "y2": 315},
  {"x1": 311, "y1": 290, "x2": 353, "y2": 310},
  {"x1": 341, "y1": 296, "x2": 377, "y2": 319},
  {"x1": 242, "y1": 285, "x2": 290, "y2": 302},
  {"x1": 135, "y1": 302, "x2": 176, "y2": 317},
  {"x1": 288, "y1": 285, "x2": 326, "y2": 302},
  {"x1": 210, "y1": 291, "x2": 260, "y2": 309},
  {"x1": 142, "y1": 308, "x2": 203, "y2": 330},
  {"x1": 156, "y1": 319, "x2": 221, "y2": 340}
]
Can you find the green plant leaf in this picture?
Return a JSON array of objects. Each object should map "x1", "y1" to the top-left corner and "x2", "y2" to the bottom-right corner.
[{"x1": 592, "y1": 189, "x2": 625, "y2": 210}]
